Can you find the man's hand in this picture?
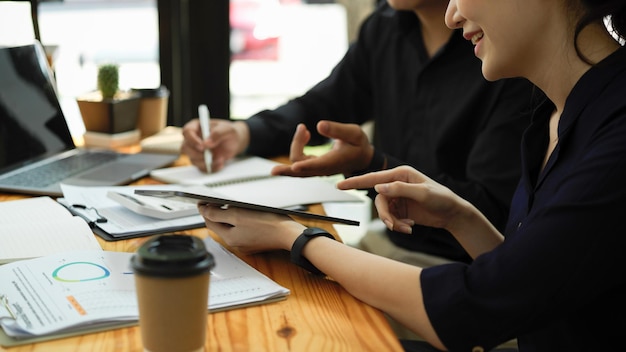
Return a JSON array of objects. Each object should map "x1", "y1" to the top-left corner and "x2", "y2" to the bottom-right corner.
[
  {"x1": 272, "y1": 121, "x2": 374, "y2": 177},
  {"x1": 181, "y1": 119, "x2": 250, "y2": 172}
]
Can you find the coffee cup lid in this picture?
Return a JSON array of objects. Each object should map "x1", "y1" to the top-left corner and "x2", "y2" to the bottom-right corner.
[{"x1": 131, "y1": 234, "x2": 214, "y2": 277}]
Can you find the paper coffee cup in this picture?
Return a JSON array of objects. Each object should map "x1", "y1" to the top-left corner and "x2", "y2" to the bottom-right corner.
[
  {"x1": 131, "y1": 235, "x2": 214, "y2": 352},
  {"x1": 132, "y1": 86, "x2": 169, "y2": 138}
]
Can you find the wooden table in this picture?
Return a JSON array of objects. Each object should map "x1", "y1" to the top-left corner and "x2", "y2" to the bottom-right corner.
[{"x1": 0, "y1": 154, "x2": 403, "y2": 352}]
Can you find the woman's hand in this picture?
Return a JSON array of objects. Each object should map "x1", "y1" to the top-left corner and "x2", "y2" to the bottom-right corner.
[
  {"x1": 338, "y1": 166, "x2": 468, "y2": 234},
  {"x1": 198, "y1": 204, "x2": 306, "y2": 254},
  {"x1": 338, "y1": 166, "x2": 503, "y2": 257}
]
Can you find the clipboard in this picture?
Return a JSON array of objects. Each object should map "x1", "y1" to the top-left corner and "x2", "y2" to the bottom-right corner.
[
  {"x1": 134, "y1": 189, "x2": 361, "y2": 226},
  {"x1": 56, "y1": 197, "x2": 205, "y2": 242}
]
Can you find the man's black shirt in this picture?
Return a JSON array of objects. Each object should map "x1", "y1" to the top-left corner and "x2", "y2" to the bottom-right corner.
[{"x1": 245, "y1": 3, "x2": 537, "y2": 262}]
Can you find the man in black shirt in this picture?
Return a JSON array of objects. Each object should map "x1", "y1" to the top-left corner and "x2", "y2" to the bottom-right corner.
[{"x1": 182, "y1": 1, "x2": 536, "y2": 265}]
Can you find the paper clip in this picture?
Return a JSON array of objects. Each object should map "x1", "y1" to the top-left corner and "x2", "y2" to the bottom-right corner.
[
  {"x1": 71, "y1": 204, "x2": 108, "y2": 224},
  {"x1": 1, "y1": 295, "x2": 16, "y2": 320}
]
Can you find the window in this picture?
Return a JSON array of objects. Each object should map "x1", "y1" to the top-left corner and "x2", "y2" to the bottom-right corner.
[
  {"x1": 230, "y1": 0, "x2": 350, "y2": 119},
  {"x1": 37, "y1": 0, "x2": 372, "y2": 137},
  {"x1": 39, "y1": 0, "x2": 160, "y2": 137}
]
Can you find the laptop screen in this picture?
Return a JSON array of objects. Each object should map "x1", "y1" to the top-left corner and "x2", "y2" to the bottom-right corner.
[{"x1": 0, "y1": 42, "x2": 75, "y2": 172}]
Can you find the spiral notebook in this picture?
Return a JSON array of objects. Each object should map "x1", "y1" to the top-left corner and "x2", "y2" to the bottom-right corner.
[
  {"x1": 150, "y1": 156, "x2": 284, "y2": 186},
  {"x1": 149, "y1": 156, "x2": 363, "y2": 210}
]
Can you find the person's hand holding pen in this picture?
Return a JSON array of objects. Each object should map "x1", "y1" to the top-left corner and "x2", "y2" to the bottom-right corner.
[{"x1": 181, "y1": 110, "x2": 251, "y2": 173}]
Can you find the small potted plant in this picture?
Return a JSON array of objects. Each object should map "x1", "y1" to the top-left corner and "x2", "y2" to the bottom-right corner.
[{"x1": 77, "y1": 63, "x2": 141, "y2": 134}]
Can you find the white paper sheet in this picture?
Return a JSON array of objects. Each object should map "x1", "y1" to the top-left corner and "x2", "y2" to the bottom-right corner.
[{"x1": 0, "y1": 238, "x2": 289, "y2": 338}]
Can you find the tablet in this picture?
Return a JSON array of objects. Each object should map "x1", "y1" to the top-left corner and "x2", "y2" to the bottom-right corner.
[{"x1": 134, "y1": 189, "x2": 360, "y2": 226}]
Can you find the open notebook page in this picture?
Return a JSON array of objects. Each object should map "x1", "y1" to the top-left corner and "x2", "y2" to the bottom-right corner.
[
  {"x1": 150, "y1": 156, "x2": 362, "y2": 209},
  {"x1": 149, "y1": 156, "x2": 279, "y2": 185},
  {"x1": 0, "y1": 197, "x2": 102, "y2": 263}
]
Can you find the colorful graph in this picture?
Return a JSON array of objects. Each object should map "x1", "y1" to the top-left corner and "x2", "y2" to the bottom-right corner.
[{"x1": 52, "y1": 262, "x2": 111, "y2": 282}]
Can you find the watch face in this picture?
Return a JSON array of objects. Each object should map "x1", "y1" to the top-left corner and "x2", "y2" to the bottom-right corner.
[{"x1": 303, "y1": 227, "x2": 332, "y2": 237}]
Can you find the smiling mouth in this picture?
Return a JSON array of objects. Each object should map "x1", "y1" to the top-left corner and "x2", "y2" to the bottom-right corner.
[{"x1": 471, "y1": 32, "x2": 484, "y2": 45}]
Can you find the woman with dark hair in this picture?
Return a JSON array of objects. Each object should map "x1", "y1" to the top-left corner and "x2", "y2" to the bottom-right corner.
[{"x1": 198, "y1": 0, "x2": 626, "y2": 350}]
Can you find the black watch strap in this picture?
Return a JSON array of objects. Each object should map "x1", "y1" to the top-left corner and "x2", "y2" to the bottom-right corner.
[{"x1": 290, "y1": 227, "x2": 334, "y2": 276}]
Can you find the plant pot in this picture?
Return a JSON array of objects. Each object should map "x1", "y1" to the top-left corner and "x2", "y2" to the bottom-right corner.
[{"x1": 77, "y1": 91, "x2": 141, "y2": 134}]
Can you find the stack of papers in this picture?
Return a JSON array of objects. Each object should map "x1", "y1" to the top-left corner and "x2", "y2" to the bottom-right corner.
[
  {"x1": 56, "y1": 156, "x2": 364, "y2": 242},
  {"x1": 149, "y1": 156, "x2": 364, "y2": 209},
  {"x1": 0, "y1": 237, "x2": 289, "y2": 342}
]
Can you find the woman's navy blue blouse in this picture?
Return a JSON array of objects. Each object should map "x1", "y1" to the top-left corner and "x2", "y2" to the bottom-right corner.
[{"x1": 421, "y1": 47, "x2": 626, "y2": 351}]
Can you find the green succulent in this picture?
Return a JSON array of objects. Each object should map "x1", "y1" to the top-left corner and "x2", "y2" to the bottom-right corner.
[{"x1": 97, "y1": 64, "x2": 119, "y2": 99}]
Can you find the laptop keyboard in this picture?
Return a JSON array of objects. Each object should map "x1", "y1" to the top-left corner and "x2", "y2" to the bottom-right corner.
[{"x1": 0, "y1": 152, "x2": 119, "y2": 188}]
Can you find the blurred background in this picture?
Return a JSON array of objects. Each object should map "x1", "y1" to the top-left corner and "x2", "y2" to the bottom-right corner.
[{"x1": 0, "y1": 0, "x2": 377, "y2": 137}]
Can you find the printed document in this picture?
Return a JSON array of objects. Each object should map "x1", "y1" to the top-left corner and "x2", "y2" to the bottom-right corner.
[{"x1": 0, "y1": 237, "x2": 289, "y2": 340}]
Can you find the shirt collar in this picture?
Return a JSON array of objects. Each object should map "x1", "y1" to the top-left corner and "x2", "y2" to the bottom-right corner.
[
  {"x1": 560, "y1": 46, "x2": 626, "y2": 135},
  {"x1": 390, "y1": 7, "x2": 465, "y2": 59},
  {"x1": 395, "y1": 9, "x2": 419, "y2": 34}
]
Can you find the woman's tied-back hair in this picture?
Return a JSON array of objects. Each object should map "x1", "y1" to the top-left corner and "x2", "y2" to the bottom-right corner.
[{"x1": 575, "y1": 0, "x2": 626, "y2": 63}]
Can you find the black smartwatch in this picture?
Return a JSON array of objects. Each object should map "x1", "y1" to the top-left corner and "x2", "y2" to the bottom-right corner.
[{"x1": 290, "y1": 227, "x2": 335, "y2": 276}]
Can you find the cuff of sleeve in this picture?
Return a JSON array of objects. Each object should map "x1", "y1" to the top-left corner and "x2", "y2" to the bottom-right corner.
[{"x1": 350, "y1": 149, "x2": 388, "y2": 177}]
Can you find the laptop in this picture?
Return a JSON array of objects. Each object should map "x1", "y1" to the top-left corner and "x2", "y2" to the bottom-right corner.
[{"x1": 0, "y1": 41, "x2": 179, "y2": 197}]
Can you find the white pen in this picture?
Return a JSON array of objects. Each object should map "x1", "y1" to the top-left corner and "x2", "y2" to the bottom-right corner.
[{"x1": 198, "y1": 104, "x2": 212, "y2": 173}]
